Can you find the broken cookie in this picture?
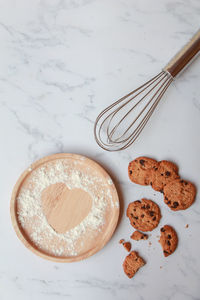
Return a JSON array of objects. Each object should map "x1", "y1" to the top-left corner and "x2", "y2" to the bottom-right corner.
[
  {"x1": 130, "y1": 231, "x2": 148, "y2": 241},
  {"x1": 159, "y1": 225, "x2": 178, "y2": 257},
  {"x1": 123, "y1": 251, "x2": 145, "y2": 278}
]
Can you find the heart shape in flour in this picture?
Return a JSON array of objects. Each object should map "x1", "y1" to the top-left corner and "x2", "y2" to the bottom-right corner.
[{"x1": 41, "y1": 183, "x2": 92, "y2": 234}]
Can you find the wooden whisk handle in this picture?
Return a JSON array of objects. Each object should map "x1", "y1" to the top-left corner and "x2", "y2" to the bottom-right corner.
[{"x1": 164, "y1": 29, "x2": 200, "y2": 78}]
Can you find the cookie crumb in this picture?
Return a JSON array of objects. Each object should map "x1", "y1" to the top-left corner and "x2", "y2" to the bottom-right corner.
[
  {"x1": 119, "y1": 239, "x2": 125, "y2": 244},
  {"x1": 160, "y1": 266, "x2": 163, "y2": 269},
  {"x1": 185, "y1": 224, "x2": 189, "y2": 228},
  {"x1": 149, "y1": 242, "x2": 152, "y2": 246},
  {"x1": 123, "y1": 242, "x2": 131, "y2": 252}
]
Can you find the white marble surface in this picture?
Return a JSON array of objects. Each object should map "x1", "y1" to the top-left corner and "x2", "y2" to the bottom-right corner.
[{"x1": 0, "y1": 0, "x2": 200, "y2": 299}]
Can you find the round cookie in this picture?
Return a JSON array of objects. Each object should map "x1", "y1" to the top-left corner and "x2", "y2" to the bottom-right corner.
[
  {"x1": 159, "y1": 225, "x2": 178, "y2": 257},
  {"x1": 126, "y1": 198, "x2": 161, "y2": 232},
  {"x1": 163, "y1": 179, "x2": 196, "y2": 211},
  {"x1": 128, "y1": 157, "x2": 158, "y2": 186},
  {"x1": 151, "y1": 160, "x2": 179, "y2": 193}
]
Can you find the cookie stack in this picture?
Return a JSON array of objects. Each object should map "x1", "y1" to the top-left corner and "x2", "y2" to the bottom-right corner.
[
  {"x1": 128, "y1": 157, "x2": 196, "y2": 210},
  {"x1": 121, "y1": 156, "x2": 196, "y2": 279}
]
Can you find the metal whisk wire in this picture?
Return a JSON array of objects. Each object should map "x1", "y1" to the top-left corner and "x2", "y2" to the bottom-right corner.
[
  {"x1": 107, "y1": 72, "x2": 171, "y2": 142},
  {"x1": 94, "y1": 71, "x2": 173, "y2": 151},
  {"x1": 94, "y1": 29, "x2": 200, "y2": 151}
]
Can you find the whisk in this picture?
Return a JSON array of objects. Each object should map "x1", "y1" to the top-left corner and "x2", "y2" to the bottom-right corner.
[{"x1": 94, "y1": 30, "x2": 200, "y2": 151}]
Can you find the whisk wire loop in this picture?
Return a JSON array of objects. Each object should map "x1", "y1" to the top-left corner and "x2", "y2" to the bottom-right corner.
[
  {"x1": 94, "y1": 71, "x2": 173, "y2": 151},
  {"x1": 107, "y1": 72, "x2": 169, "y2": 143}
]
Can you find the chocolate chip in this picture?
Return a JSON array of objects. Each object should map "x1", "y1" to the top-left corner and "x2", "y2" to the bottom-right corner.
[
  {"x1": 167, "y1": 200, "x2": 171, "y2": 205},
  {"x1": 167, "y1": 240, "x2": 171, "y2": 246},
  {"x1": 134, "y1": 209, "x2": 136, "y2": 211},
  {"x1": 161, "y1": 227, "x2": 165, "y2": 232},
  {"x1": 132, "y1": 222, "x2": 135, "y2": 225},
  {"x1": 161, "y1": 173, "x2": 164, "y2": 176},
  {"x1": 164, "y1": 250, "x2": 169, "y2": 255},
  {"x1": 129, "y1": 170, "x2": 132, "y2": 174},
  {"x1": 184, "y1": 182, "x2": 188, "y2": 185},
  {"x1": 150, "y1": 182, "x2": 152, "y2": 185},
  {"x1": 141, "y1": 205, "x2": 146, "y2": 209},
  {"x1": 160, "y1": 189, "x2": 164, "y2": 194},
  {"x1": 141, "y1": 236, "x2": 144, "y2": 239},
  {"x1": 165, "y1": 171, "x2": 171, "y2": 177},
  {"x1": 165, "y1": 196, "x2": 168, "y2": 200},
  {"x1": 149, "y1": 211, "x2": 154, "y2": 216},
  {"x1": 146, "y1": 204, "x2": 150, "y2": 209},
  {"x1": 167, "y1": 235, "x2": 171, "y2": 239},
  {"x1": 131, "y1": 213, "x2": 134, "y2": 217},
  {"x1": 139, "y1": 159, "x2": 145, "y2": 166},
  {"x1": 173, "y1": 201, "x2": 179, "y2": 208},
  {"x1": 154, "y1": 167, "x2": 158, "y2": 171},
  {"x1": 152, "y1": 216, "x2": 156, "y2": 221},
  {"x1": 141, "y1": 214, "x2": 144, "y2": 218},
  {"x1": 134, "y1": 216, "x2": 138, "y2": 220}
]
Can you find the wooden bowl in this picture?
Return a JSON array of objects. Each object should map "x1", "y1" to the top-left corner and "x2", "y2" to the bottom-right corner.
[{"x1": 10, "y1": 153, "x2": 119, "y2": 262}]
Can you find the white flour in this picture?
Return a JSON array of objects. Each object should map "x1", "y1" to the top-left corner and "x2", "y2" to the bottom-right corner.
[{"x1": 17, "y1": 159, "x2": 116, "y2": 257}]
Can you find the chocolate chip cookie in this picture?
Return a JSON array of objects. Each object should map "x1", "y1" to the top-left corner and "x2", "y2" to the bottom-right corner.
[
  {"x1": 123, "y1": 251, "x2": 145, "y2": 278},
  {"x1": 159, "y1": 225, "x2": 178, "y2": 257},
  {"x1": 128, "y1": 157, "x2": 158, "y2": 186},
  {"x1": 163, "y1": 179, "x2": 196, "y2": 211},
  {"x1": 127, "y1": 199, "x2": 161, "y2": 231},
  {"x1": 151, "y1": 160, "x2": 179, "y2": 193},
  {"x1": 130, "y1": 231, "x2": 148, "y2": 241}
]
